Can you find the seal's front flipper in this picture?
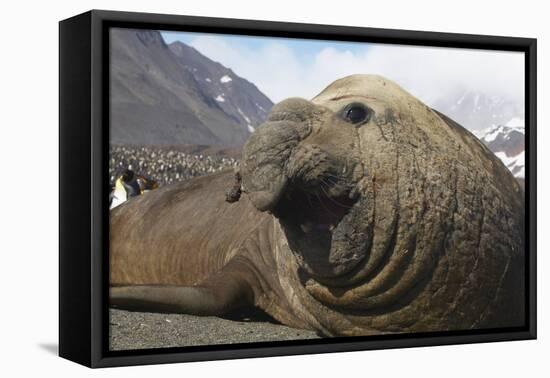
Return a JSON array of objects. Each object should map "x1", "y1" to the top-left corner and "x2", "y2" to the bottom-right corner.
[{"x1": 110, "y1": 269, "x2": 255, "y2": 316}]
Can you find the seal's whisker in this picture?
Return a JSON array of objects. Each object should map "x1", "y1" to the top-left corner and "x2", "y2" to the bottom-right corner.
[
  {"x1": 319, "y1": 181, "x2": 354, "y2": 210},
  {"x1": 322, "y1": 183, "x2": 355, "y2": 210},
  {"x1": 323, "y1": 172, "x2": 351, "y2": 182},
  {"x1": 321, "y1": 173, "x2": 354, "y2": 188},
  {"x1": 322, "y1": 176, "x2": 340, "y2": 186}
]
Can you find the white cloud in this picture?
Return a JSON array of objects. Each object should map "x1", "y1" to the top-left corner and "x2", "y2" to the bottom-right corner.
[
  {"x1": 355, "y1": 44, "x2": 524, "y2": 107},
  {"x1": 189, "y1": 36, "x2": 524, "y2": 110}
]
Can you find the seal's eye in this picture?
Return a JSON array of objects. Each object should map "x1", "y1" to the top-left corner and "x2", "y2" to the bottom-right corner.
[{"x1": 341, "y1": 103, "x2": 372, "y2": 125}]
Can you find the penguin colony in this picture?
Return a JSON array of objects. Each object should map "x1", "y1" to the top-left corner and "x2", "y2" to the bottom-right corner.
[{"x1": 109, "y1": 145, "x2": 239, "y2": 208}]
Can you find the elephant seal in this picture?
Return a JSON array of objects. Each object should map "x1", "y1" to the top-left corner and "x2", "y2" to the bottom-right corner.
[{"x1": 110, "y1": 75, "x2": 525, "y2": 336}]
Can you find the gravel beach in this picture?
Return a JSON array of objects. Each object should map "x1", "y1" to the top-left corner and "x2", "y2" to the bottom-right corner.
[{"x1": 109, "y1": 309, "x2": 320, "y2": 351}]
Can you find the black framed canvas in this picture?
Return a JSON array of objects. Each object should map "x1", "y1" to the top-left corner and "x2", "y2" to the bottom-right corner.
[{"x1": 59, "y1": 9, "x2": 537, "y2": 368}]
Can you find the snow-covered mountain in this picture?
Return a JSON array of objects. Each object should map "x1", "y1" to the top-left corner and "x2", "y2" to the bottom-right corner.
[
  {"x1": 473, "y1": 118, "x2": 525, "y2": 180},
  {"x1": 431, "y1": 89, "x2": 525, "y2": 182}
]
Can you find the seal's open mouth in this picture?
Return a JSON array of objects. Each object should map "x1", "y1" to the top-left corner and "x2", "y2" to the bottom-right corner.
[
  {"x1": 274, "y1": 186, "x2": 354, "y2": 236},
  {"x1": 270, "y1": 183, "x2": 362, "y2": 279}
]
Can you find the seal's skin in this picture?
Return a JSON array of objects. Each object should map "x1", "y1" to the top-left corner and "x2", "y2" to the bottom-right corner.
[{"x1": 110, "y1": 75, "x2": 525, "y2": 336}]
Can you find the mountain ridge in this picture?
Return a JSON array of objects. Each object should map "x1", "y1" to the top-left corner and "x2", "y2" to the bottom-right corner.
[
  {"x1": 168, "y1": 41, "x2": 272, "y2": 133},
  {"x1": 110, "y1": 29, "x2": 273, "y2": 147}
]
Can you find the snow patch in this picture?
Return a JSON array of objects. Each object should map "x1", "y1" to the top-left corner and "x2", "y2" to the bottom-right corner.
[
  {"x1": 471, "y1": 128, "x2": 489, "y2": 138},
  {"x1": 514, "y1": 165, "x2": 525, "y2": 179},
  {"x1": 494, "y1": 150, "x2": 525, "y2": 179},
  {"x1": 220, "y1": 75, "x2": 232, "y2": 83},
  {"x1": 236, "y1": 107, "x2": 254, "y2": 132},
  {"x1": 205, "y1": 78, "x2": 211, "y2": 82},
  {"x1": 474, "y1": 120, "x2": 525, "y2": 141},
  {"x1": 255, "y1": 102, "x2": 266, "y2": 112},
  {"x1": 483, "y1": 126, "x2": 503, "y2": 142},
  {"x1": 495, "y1": 150, "x2": 524, "y2": 167},
  {"x1": 215, "y1": 94, "x2": 225, "y2": 103},
  {"x1": 456, "y1": 92, "x2": 467, "y2": 105},
  {"x1": 473, "y1": 93, "x2": 480, "y2": 109},
  {"x1": 237, "y1": 107, "x2": 251, "y2": 124}
]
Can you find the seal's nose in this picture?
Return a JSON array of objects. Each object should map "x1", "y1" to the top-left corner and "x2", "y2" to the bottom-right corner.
[
  {"x1": 238, "y1": 98, "x2": 319, "y2": 212},
  {"x1": 267, "y1": 98, "x2": 317, "y2": 136}
]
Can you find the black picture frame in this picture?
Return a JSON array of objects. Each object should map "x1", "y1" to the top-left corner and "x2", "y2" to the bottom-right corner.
[{"x1": 59, "y1": 9, "x2": 537, "y2": 368}]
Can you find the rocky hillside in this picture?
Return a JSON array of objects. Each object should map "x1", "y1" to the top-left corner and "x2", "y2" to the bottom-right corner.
[
  {"x1": 110, "y1": 29, "x2": 273, "y2": 147},
  {"x1": 169, "y1": 41, "x2": 271, "y2": 133}
]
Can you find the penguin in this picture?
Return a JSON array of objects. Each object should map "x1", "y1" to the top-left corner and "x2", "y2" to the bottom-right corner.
[
  {"x1": 110, "y1": 169, "x2": 141, "y2": 210},
  {"x1": 136, "y1": 174, "x2": 159, "y2": 193}
]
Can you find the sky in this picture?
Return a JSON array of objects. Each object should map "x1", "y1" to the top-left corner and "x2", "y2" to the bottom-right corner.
[{"x1": 161, "y1": 30, "x2": 525, "y2": 112}]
